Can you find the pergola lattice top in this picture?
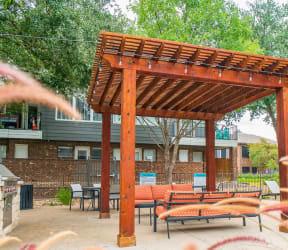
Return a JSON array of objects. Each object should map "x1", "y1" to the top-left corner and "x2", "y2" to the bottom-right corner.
[{"x1": 88, "y1": 31, "x2": 288, "y2": 120}]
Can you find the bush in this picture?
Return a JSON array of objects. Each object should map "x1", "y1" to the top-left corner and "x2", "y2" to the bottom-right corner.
[{"x1": 56, "y1": 187, "x2": 71, "y2": 205}]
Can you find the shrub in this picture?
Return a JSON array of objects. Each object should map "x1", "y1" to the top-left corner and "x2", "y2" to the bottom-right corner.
[{"x1": 56, "y1": 187, "x2": 71, "y2": 205}]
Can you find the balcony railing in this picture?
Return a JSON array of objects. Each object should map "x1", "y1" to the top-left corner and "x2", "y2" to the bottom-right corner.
[
  {"x1": 183, "y1": 123, "x2": 238, "y2": 140},
  {"x1": 0, "y1": 112, "x2": 41, "y2": 130}
]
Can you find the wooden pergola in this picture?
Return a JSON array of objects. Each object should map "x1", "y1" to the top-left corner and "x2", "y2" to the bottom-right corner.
[{"x1": 87, "y1": 31, "x2": 288, "y2": 247}]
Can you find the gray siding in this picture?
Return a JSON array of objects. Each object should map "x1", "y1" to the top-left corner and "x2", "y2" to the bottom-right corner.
[{"x1": 40, "y1": 106, "x2": 161, "y2": 144}]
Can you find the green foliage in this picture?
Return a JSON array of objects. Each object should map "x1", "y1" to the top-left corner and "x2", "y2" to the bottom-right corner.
[
  {"x1": 248, "y1": 138, "x2": 278, "y2": 170},
  {"x1": 237, "y1": 173, "x2": 279, "y2": 183},
  {"x1": 0, "y1": 0, "x2": 129, "y2": 94},
  {"x1": 56, "y1": 187, "x2": 71, "y2": 205},
  {"x1": 242, "y1": 0, "x2": 288, "y2": 133},
  {"x1": 130, "y1": 0, "x2": 262, "y2": 53}
]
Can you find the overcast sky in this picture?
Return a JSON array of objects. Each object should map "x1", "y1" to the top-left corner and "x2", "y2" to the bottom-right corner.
[{"x1": 114, "y1": 0, "x2": 285, "y2": 141}]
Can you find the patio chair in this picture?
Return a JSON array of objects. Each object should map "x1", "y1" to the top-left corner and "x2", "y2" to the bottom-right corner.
[
  {"x1": 110, "y1": 184, "x2": 120, "y2": 211},
  {"x1": 69, "y1": 184, "x2": 94, "y2": 211},
  {"x1": 262, "y1": 180, "x2": 280, "y2": 200},
  {"x1": 93, "y1": 183, "x2": 101, "y2": 200}
]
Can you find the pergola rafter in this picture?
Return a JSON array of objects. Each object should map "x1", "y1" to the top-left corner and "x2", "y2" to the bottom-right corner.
[{"x1": 87, "y1": 31, "x2": 288, "y2": 247}]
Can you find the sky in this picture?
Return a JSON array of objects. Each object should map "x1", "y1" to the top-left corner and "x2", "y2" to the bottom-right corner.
[{"x1": 114, "y1": 0, "x2": 284, "y2": 141}]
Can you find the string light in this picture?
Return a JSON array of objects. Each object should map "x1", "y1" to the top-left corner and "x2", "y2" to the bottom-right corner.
[
  {"x1": 119, "y1": 55, "x2": 122, "y2": 65},
  {"x1": 102, "y1": 49, "x2": 287, "y2": 78},
  {"x1": 96, "y1": 78, "x2": 100, "y2": 85},
  {"x1": 184, "y1": 64, "x2": 188, "y2": 73},
  {"x1": 249, "y1": 72, "x2": 253, "y2": 81},
  {"x1": 218, "y1": 69, "x2": 222, "y2": 77},
  {"x1": 148, "y1": 58, "x2": 152, "y2": 69},
  {"x1": 279, "y1": 74, "x2": 282, "y2": 84},
  {"x1": 98, "y1": 59, "x2": 102, "y2": 72}
]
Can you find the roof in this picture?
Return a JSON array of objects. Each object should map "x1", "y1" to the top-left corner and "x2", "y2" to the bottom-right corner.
[
  {"x1": 238, "y1": 132, "x2": 277, "y2": 144},
  {"x1": 87, "y1": 31, "x2": 288, "y2": 120}
]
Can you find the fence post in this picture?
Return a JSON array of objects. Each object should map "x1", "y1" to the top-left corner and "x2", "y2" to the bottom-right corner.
[
  {"x1": 62, "y1": 173, "x2": 64, "y2": 187},
  {"x1": 87, "y1": 157, "x2": 91, "y2": 187},
  {"x1": 221, "y1": 172, "x2": 224, "y2": 191}
]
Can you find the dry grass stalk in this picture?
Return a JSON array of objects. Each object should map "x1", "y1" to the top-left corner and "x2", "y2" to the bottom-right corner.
[
  {"x1": 36, "y1": 231, "x2": 77, "y2": 250},
  {"x1": 0, "y1": 236, "x2": 21, "y2": 248},
  {"x1": 206, "y1": 236, "x2": 268, "y2": 250},
  {"x1": 214, "y1": 197, "x2": 262, "y2": 206},
  {"x1": 279, "y1": 156, "x2": 288, "y2": 165},
  {"x1": 159, "y1": 204, "x2": 212, "y2": 219},
  {"x1": 280, "y1": 188, "x2": 288, "y2": 193},
  {"x1": 259, "y1": 201, "x2": 288, "y2": 213},
  {"x1": 0, "y1": 62, "x2": 81, "y2": 120}
]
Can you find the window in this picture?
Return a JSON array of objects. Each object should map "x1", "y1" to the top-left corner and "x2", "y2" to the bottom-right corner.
[
  {"x1": 113, "y1": 148, "x2": 120, "y2": 161},
  {"x1": 242, "y1": 167, "x2": 250, "y2": 174},
  {"x1": 112, "y1": 115, "x2": 156, "y2": 125},
  {"x1": 112, "y1": 148, "x2": 142, "y2": 161},
  {"x1": 193, "y1": 151, "x2": 203, "y2": 162},
  {"x1": 74, "y1": 146, "x2": 90, "y2": 160},
  {"x1": 15, "y1": 144, "x2": 28, "y2": 159},
  {"x1": 252, "y1": 167, "x2": 258, "y2": 174},
  {"x1": 144, "y1": 149, "x2": 156, "y2": 161},
  {"x1": 179, "y1": 149, "x2": 188, "y2": 162},
  {"x1": 135, "y1": 148, "x2": 142, "y2": 161},
  {"x1": 91, "y1": 148, "x2": 101, "y2": 160},
  {"x1": 242, "y1": 146, "x2": 249, "y2": 158},
  {"x1": 56, "y1": 96, "x2": 102, "y2": 122},
  {"x1": 215, "y1": 148, "x2": 227, "y2": 159},
  {"x1": 0, "y1": 145, "x2": 7, "y2": 160},
  {"x1": 58, "y1": 146, "x2": 73, "y2": 159}
]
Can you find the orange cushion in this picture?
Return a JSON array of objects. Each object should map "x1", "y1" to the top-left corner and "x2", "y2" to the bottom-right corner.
[
  {"x1": 201, "y1": 209, "x2": 229, "y2": 216},
  {"x1": 234, "y1": 192, "x2": 260, "y2": 198},
  {"x1": 202, "y1": 192, "x2": 233, "y2": 203},
  {"x1": 156, "y1": 205, "x2": 200, "y2": 219},
  {"x1": 151, "y1": 185, "x2": 172, "y2": 200},
  {"x1": 135, "y1": 185, "x2": 153, "y2": 200},
  {"x1": 135, "y1": 199, "x2": 154, "y2": 205},
  {"x1": 172, "y1": 184, "x2": 193, "y2": 191}
]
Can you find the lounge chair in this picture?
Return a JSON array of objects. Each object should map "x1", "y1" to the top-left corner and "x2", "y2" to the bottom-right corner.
[{"x1": 262, "y1": 180, "x2": 280, "y2": 200}]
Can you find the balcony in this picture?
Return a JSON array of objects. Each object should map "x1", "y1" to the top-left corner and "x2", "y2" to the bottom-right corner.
[
  {"x1": 0, "y1": 112, "x2": 42, "y2": 139},
  {"x1": 177, "y1": 123, "x2": 238, "y2": 147}
]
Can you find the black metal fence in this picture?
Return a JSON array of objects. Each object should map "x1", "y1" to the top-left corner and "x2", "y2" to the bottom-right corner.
[{"x1": 18, "y1": 158, "x2": 278, "y2": 199}]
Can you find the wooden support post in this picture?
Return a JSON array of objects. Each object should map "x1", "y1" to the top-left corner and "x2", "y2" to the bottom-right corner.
[
  {"x1": 100, "y1": 112, "x2": 111, "y2": 219},
  {"x1": 276, "y1": 88, "x2": 288, "y2": 203},
  {"x1": 205, "y1": 120, "x2": 216, "y2": 191},
  {"x1": 117, "y1": 68, "x2": 136, "y2": 247}
]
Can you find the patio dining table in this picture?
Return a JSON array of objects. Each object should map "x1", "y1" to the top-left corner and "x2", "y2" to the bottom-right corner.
[
  {"x1": 82, "y1": 187, "x2": 120, "y2": 211},
  {"x1": 82, "y1": 186, "x2": 101, "y2": 211}
]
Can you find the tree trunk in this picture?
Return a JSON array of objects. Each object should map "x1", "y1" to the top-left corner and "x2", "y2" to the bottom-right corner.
[
  {"x1": 166, "y1": 138, "x2": 180, "y2": 184},
  {"x1": 164, "y1": 145, "x2": 170, "y2": 184}
]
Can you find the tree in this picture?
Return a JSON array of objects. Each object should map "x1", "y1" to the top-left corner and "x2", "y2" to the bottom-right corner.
[
  {"x1": 131, "y1": 0, "x2": 261, "y2": 183},
  {"x1": 139, "y1": 118, "x2": 200, "y2": 184},
  {"x1": 248, "y1": 138, "x2": 278, "y2": 171},
  {"x1": 0, "y1": 0, "x2": 129, "y2": 94},
  {"x1": 244, "y1": 0, "x2": 288, "y2": 135}
]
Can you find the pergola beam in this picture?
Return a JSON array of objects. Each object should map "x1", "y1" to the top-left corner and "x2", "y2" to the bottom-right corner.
[
  {"x1": 142, "y1": 79, "x2": 176, "y2": 108},
  {"x1": 103, "y1": 54, "x2": 284, "y2": 89},
  {"x1": 91, "y1": 104, "x2": 223, "y2": 120}
]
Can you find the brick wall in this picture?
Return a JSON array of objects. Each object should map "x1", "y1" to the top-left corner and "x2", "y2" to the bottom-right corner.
[
  {"x1": 238, "y1": 144, "x2": 253, "y2": 173},
  {"x1": 1, "y1": 139, "x2": 209, "y2": 197}
]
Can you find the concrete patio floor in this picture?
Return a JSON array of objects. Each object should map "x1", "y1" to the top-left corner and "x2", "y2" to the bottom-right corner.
[{"x1": 6, "y1": 201, "x2": 288, "y2": 250}]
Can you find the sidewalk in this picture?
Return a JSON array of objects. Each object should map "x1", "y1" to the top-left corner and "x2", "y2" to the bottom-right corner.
[{"x1": 6, "y1": 202, "x2": 288, "y2": 250}]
